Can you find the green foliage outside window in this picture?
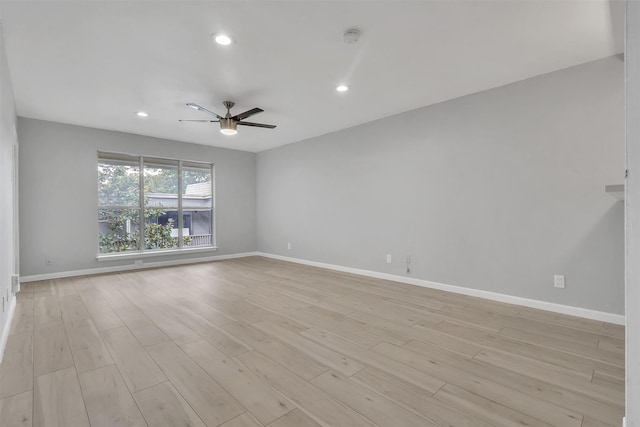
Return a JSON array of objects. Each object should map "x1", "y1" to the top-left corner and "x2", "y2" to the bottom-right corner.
[
  {"x1": 98, "y1": 164, "x2": 200, "y2": 253},
  {"x1": 98, "y1": 207, "x2": 192, "y2": 253}
]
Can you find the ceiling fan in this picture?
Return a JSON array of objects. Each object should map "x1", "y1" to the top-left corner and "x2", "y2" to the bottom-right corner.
[{"x1": 179, "y1": 101, "x2": 276, "y2": 136}]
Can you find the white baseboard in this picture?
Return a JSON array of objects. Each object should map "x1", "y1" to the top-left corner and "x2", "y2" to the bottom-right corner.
[
  {"x1": 18, "y1": 250, "x2": 625, "y2": 325},
  {"x1": 256, "y1": 252, "x2": 625, "y2": 326},
  {"x1": 0, "y1": 295, "x2": 17, "y2": 363},
  {"x1": 20, "y1": 252, "x2": 260, "y2": 282}
]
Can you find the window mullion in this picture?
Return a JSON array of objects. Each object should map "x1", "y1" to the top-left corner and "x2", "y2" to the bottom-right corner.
[
  {"x1": 211, "y1": 164, "x2": 216, "y2": 247},
  {"x1": 178, "y1": 161, "x2": 183, "y2": 247},
  {"x1": 98, "y1": 205, "x2": 139, "y2": 210},
  {"x1": 139, "y1": 156, "x2": 145, "y2": 252}
]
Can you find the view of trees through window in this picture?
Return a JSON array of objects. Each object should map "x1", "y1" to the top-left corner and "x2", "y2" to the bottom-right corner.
[{"x1": 98, "y1": 153, "x2": 213, "y2": 254}]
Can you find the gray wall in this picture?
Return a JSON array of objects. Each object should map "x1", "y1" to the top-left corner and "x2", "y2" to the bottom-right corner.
[
  {"x1": 18, "y1": 118, "x2": 256, "y2": 276},
  {"x1": 257, "y1": 56, "x2": 625, "y2": 315},
  {"x1": 0, "y1": 23, "x2": 19, "y2": 346}
]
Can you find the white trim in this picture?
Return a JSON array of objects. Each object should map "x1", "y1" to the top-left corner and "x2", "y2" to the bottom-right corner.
[
  {"x1": 0, "y1": 296, "x2": 17, "y2": 363},
  {"x1": 626, "y1": 1, "x2": 640, "y2": 423},
  {"x1": 256, "y1": 252, "x2": 625, "y2": 326},
  {"x1": 97, "y1": 246, "x2": 218, "y2": 261},
  {"x1": 21, "y1": 252, "x2": 259, "y2": 282},
  {"x1": 19, "y1": 250, "x2": 624, "y2": 325}
]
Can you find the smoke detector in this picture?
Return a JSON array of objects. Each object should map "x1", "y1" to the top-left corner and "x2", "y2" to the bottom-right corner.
[{"x1": 343, "y1": 28, "x2": 361, "y2": 44}]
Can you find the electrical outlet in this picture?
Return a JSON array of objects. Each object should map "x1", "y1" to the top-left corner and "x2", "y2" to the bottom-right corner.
[
  {"x1": 287, "y1": 242, "x2": 291, "y2": 250},
  {"x1": 554, "y1": 275, "x2": 565, "y2": 289},
  {"x1": 386, "y1": 254, "x2": 392, "y2": 263}
]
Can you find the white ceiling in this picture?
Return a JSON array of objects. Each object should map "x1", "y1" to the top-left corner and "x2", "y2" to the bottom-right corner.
[{"x1": 0, "y1": 1, "x2": 624, "y2": 153}]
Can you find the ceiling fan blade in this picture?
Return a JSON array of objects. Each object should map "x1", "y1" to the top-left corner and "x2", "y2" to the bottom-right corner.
[
  {"x1": 179, "y1": 119, "x2": 219, "y2": 122},
  {"x1": 186, "y1": 103, "x2": 222, "y2": 119},
  {"x1": 237, "y1": 121, "x2": 276, "y2": 129},
  {"x1": 232, "y1": 107, "x2": 263, "y2": 121}
]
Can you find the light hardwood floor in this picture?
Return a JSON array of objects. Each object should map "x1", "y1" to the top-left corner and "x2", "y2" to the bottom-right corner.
[{"x1": 0, "y1": 256, "x2": 625, "y2": 426}]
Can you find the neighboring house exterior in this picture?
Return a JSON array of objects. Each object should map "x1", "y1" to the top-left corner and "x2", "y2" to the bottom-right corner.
[
  {"x1": 98, "y1": 181, "x2": 213, "y2": 249},
  {"x1": 146, "y1": 181, "x2": 213, "y2": 246}
]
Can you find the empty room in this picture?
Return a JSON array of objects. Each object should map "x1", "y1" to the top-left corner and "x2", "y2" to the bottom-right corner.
[{"x1": 0, "y1": 1, "x2": 639, "y2": 426}]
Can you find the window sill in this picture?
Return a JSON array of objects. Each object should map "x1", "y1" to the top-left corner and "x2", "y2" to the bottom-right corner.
[{"x1": 96, "y1": 246, "x2": 218, "y2": 262}]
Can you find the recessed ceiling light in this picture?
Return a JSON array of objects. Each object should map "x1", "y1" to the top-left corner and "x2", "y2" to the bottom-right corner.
[
  {"x1": 136, "y1": 111, "x2": 148, "y2": 117},
  {"x1": 213, "y1": 33, "x2": 233, "y2": 46},
  {"x1": 336, "y1": 85, "x2": 349, "y2": 92}
]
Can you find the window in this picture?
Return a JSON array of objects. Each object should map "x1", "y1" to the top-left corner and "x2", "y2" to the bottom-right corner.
[{"x1": 98, "y1": 152, "x2": 214, "y2": 255}]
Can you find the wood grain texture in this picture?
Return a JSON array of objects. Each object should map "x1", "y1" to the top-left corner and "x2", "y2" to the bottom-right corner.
[
  {"x1": 311, "y1": 371, "x2": 434, "y2": 426},
  {"x1": 65, "y1": 318, "x2": 113, "y2": 373},
  {"x1": 300, "y1": 327, "x2": 446, "y2": 393},
  {"x1": 181, "y1": 339, "x2": 293, "y2": 424},
  {"x1": 33, "y1": 321, "x2": 73, "y2": 376},
  {"x1": 236, "y1": 350, "x2": 377, "y2": 427},
  {"x1": 219, "y1": 412, "x2": 262, "y2": 427},
  {"x1": 373, "y1": 341, "x2": 583, "y2": 426},
  {"x1": 0, "y1": 332, "x2": 33, "y2": 399},
  {"x1": 58, "y1": 295, "x2": 90, "y2": 324},
  {"x1": 352, "y1": 367, "x2": 492, "y2": 427},
  {"x1": 0, "y1": 257, "x2": 625, "y2": 426},
  {"x1": 78, "y1": 365, "x2": 147, "y2": 427},
  {"x1": 113, "y1": 306, "x2": 171, "y2": 347},
  {"x1": 9, "y1": 301, "x2": 34, "y2": 335},
  {"x1": 34, "y1": 296, "x2": 61, "y2": 325},
  {"x1": 434, "y1": 383, "x2": 551, "y2": 427},
  {"x1": 253, "y1": 320, "x2": 365, "y2": 377},
  {"x1": 146, "y1": 341, "x2": 245, "y2": 426},
  {"x1": 267, "y1": 409, "x2": 321, "y2": 427},
  {"x1": 133, "y1": 382, "x2": 206, "y2": 427},
  {"x1": 0, "y1": 391, "x2": 33, "y2": 427},
  {"x1": 34, "y1": 367, "x2": 89, "y2": 427},
  {"x1": 101, "y1": 326, "x2": 166, "y2": 393},
  {"x1": 219, "y1": 321, "x2": 328, "y2": 381}
]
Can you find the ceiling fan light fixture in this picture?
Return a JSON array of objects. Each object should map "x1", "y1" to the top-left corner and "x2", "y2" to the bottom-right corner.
[
  {"x1": 213, "y1": 33, "x2": 233, "y2": 46},
  {"x1": 219, "y1": 118, "x2": 238, "y2": 135},
  {"x1": 181, "y1": 101, "x2": 275, "y2": 135}
]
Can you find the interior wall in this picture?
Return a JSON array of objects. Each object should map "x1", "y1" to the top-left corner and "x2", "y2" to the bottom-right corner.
[
  {"x1": 0, "y1": 23, "x2": 19, "y2": 352},
  {"x1": 18, "y1": 118, "x2": 257, "y2": 277},
  {"x1": 257, "y1": 56, "x2": 625, "y2": 315}
]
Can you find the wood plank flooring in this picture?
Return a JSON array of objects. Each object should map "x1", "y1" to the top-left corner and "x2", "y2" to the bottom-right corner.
[{"x1": 0, "y1": 256, "x2": 625, "y2": 426}]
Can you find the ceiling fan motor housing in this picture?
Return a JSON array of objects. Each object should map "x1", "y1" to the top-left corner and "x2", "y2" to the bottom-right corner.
[{"x1": 220, "y1": 117, "x2": 237, "y2": 132}]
